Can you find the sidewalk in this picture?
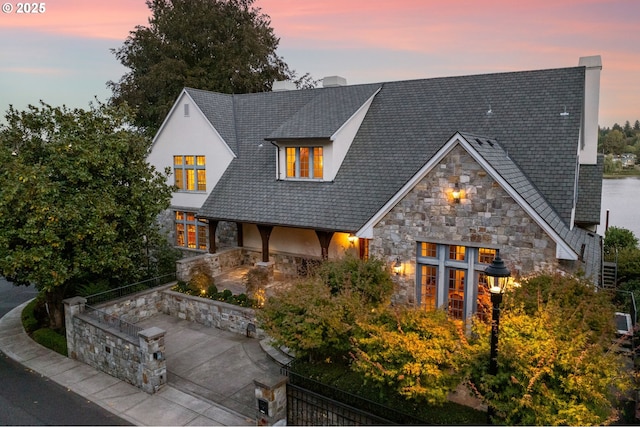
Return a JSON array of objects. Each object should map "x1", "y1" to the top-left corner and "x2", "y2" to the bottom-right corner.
[{"x1": 0, "y1": 301, "x2": 259, "y2": 426}]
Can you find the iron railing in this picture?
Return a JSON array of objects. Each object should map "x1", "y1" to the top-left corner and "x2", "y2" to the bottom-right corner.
[
  {"x1": 85, "y1": 272, "x2": 176, "y2": 306},
  {"x1": 281, "y1": 365, "x2": 427, "y2": 425},
  {"x1": 83, "y1": 305, "x2": 142, "y2": 339}
]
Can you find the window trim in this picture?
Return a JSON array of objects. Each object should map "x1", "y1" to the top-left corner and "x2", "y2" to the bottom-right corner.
[
  {"x1": 416, "y1": 242, "x2": 496, "y2": 321},
  {"x1": 285, "y1": 146, "x2": 324, "y2": 180},
  {"x1": 174, "y1": 210, "x2": 208, "y2": 250},
  {"x1": 173, "y1": 155, "x2": 206, "y2": 192}
]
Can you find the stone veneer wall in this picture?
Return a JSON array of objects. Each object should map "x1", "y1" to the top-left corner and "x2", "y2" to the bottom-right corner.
[
  {"x1": 162, "y1": 289, "x2": 264, "y2": 338},
  {"x1": 242, "y1": 248, "x2": 322, "y2": 278},
  {"x1": 90, "y1": 282, "x2": 262, "y2": 339},
  {"x1": 370, "y1": 145, "x2": 561, "y2": 305},
  {"x1": 64, "y1": 297, "x2": 167, "y2": 394},
  {"x1": 176, "y1": 247, "x2": 243, "y2": 282}
]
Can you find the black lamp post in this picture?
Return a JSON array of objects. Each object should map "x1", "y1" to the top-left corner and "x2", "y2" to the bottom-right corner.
[{"x1": 484, "y1": 249, "x2": 511, "y2": 424}]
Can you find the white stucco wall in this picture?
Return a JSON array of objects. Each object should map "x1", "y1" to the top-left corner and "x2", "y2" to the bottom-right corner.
[
  {"x1": 147, "y1": 91, "x2": 235, "y2": 210},
  {"x1": 242, "y1": 224, "x2": 355, "y2": 259}
]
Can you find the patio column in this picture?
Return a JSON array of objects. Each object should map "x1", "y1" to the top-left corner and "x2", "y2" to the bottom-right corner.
[
  {"x1": 236, "y1": 222, "x2": 244, "y2": 247},
  {"x1": 315, "y1": 230, "x2": 334, "y2": 260},
  {"x1": 208, "y1": 220, "x2": 218, "y2": 254},
  {"x1": 257, "y1": 225, "x2": 273, "y2": 262}
]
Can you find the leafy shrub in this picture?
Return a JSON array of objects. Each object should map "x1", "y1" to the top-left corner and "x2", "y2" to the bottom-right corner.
[
  {"x1": 21, "y1": 299, "x2": 39, "y2": 334},
  {"x1": 317, "y1": 255, "x2": 394, "y2": 305},
  {"x1": 32, "y1": 328, "x2": 68, "y2": 356},
  {"x1": 173, "y1": 280, "x2": 190, "y2": 293},
  {"x1": 188, "y1": 259, "x2": 215, "y2": 293},
  {"x1": 77, "y1": 281, "x2": 111, "y2": 297},
  {"x1": 207, "y1": 284, "x2": 218, "y2": 296}
]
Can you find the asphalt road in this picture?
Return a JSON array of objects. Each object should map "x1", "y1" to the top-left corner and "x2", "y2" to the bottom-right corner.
[{"x1": 0, "y1": 278, "x2": 131, "y2": 425}]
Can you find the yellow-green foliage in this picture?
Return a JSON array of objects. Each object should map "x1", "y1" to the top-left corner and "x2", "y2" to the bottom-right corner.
[
  {"x1": 469, "y1": 274, "x2": 633, "y2": 425},
  {"x1": 258, "y1": 277, "x2": 364, "y2": 361},
  {"x1": 351, "y1": 307, "x2": 469, "y2": 405},
  {"x1": 258, "y1": 256, "x2": 394, "y2": 362}
]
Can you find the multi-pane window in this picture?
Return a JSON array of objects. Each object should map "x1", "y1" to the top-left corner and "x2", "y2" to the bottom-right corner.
[
  {"x1": 448, "y1": 269, "x2": 465, "y2": 320},
  {"x1": 175, "y1": 211, "x2": 207, "y2": 250},
  {"x1": 417, "y1": 242, "x2": 496, "y2": 321},
  {"x1": 286, "y1": 147, "x2": 323, "y2": 179},
  {"x1": 449, "y1": 245, "x2": 466, "y2": 261},
  {"x1": 174, "y1": 155, "x2": 206, "y2": 191},
  {"x1": 419, "y1": 265, "x2": 437, "y2": 310}
]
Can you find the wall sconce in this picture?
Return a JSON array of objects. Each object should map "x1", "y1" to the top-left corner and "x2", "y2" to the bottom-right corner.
[
  {"x1": 347, "y1": 233, "x2": 358, "y2": 245},
  {"x1": 452, "y1": 183, "x2": 461, "y2": 204},
  {"x1": 393, "y1": 257, "x2": 403, "y2": 275}
]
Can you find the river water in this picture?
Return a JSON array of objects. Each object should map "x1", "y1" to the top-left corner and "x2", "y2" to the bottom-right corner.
[{"x1": 599, "y1": 177, "x2": 640, "y2": 239}]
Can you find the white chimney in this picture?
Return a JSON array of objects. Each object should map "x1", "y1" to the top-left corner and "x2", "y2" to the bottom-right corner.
[
  {"x1": 322, "y1": 76, "x2": 347, "y2": 88},
  {"x1": 272, "y1": 80, "x2": 297, "y2": 92},
  {"x1": 578, "y1": 55, "x2": 602, "y2": 165}
]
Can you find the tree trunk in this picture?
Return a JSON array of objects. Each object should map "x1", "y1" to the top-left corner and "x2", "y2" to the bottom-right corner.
[{"x1": 44, "y1": 289, "x2": 65, "y2": 330}]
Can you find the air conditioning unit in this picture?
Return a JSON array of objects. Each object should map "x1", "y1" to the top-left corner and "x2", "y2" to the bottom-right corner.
[{"x1": 615, "y1": 312, "x2": 633, "y2": 335}]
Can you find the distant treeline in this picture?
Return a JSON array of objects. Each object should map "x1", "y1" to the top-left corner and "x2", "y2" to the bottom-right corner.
[{"x1": 599, "y1": 120, "x2": 640, "y2": 156}]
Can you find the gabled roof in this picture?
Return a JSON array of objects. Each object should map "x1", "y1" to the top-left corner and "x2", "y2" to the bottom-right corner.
[
  {"x1": 265, "y1": 85, "x2": 381, "y2": 140},
  {"x1": 198, "y1": 66, "x2": 588, "y2": 234}
]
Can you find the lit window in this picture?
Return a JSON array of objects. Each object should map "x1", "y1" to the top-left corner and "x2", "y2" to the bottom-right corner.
[
  {"x1": 417, "y1": 243, "x2": 499, "y2": 322},
  {"x1": 285, "y1": 147, "x2": 323, "y2": 179},
  {"x1": 449, "y1": 245, "x2": 466, "y2": 261},
  {"x1": 420, "y1": 242, "x2": 437, "y2": 258},
  {"x1": 447, "y1": 269, "x2": 465, "y2": 320},
  {"x1": 419, "y1": 265, "x2": 437, "y2": 310},
  {"x1": 174, "y1": 155, "x2": 206, "y2": 191},
  {"x1": 174, "y1": 211, "x2": 207, "y2": 250}
]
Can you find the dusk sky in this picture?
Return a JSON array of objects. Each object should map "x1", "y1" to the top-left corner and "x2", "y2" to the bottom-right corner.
[{"x1": 1, "y1": 0, "x2": 638, "y2": 127}]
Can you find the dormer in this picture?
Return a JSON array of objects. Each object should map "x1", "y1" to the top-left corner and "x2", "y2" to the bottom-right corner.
[{"x1": 266, "y1": 85, "x2": 381, "y2": 181}]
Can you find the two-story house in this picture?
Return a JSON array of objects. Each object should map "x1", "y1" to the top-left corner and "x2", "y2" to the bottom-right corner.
[{"x1": 147, "y1": 56, "x2": 604, "y2": 321}]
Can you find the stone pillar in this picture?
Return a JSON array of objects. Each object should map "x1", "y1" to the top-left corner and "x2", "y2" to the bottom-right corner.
[
  {"x1": 254, "y1": 376, "x2": 288, "y2": 426},
  {"x1": 138, "y1": 326, "x2": 167, "y2": 394},
  {"x1": 255, "y1": 261, "x2": 274, "y2": 280},
  {"x1": 63, "y1": 296, "x2": 86, "y2": 360}
]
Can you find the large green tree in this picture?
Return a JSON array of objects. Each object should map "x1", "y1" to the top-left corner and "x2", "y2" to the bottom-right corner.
[
  {"x1": 0, "y1": 102, "x2": 173, "y2": 329},
  {"x1": 109, "y1": 0, "x2": 313, "y2": 135}
]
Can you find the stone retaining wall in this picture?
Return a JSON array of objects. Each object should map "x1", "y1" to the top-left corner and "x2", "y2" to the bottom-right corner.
[
  {"x1": 64, "y1": 297, "x2": 167, "y2": 394},
  {"x1": 176, "y1": 248, "x2": 243, "y2": 282},
  {"x1": 163, "y1": 289, "x2": 264, "y2": 338}
]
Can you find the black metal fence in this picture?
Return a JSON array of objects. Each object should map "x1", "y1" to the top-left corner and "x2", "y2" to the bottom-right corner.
[
  {"x1": 282, "y1": 366, "x2": 428, "y2": 425},
  {"x1": 83, "y1": 305, "x2": 142, "y2": 339},
  {"x1": 85, "y1": 273, "x2": 176, "y2": 306},
  {"x1": 287, "y1": 383, "x2": 395, "y2": 425}
]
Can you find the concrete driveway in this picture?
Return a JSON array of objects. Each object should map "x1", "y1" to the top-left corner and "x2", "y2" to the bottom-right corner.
[{"x1": 137, "y1": 313, "x2": 283, "y2": 420}]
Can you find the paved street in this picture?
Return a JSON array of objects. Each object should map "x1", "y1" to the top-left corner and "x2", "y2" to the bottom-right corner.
[{"x1": 0, "y1": 278, "x2": 131, "y2": 426}]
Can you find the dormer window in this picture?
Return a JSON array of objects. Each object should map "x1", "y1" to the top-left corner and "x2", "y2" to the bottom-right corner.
[{"x1": 286, "y1": 147, "x2": 323, "y2": 179}]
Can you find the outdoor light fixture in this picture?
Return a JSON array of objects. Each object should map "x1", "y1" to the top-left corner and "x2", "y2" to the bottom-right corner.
[
  {"x1": 484, "y1": 249, "x2": 511, "y2": 424},
  {"x1": 452, "y1": 183, "x2": 461, "y2": 204},
  {"x1": 393, "y1": 257, "x2": 403, "y2": 276},
  {"x1": 347, "y1": 233, "x2": 358, "y2": 245}
]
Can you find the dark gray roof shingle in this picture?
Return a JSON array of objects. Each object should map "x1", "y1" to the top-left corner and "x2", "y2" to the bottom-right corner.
[{"x1": 195, "y1": 66, "x2": 591, "y2": 234}]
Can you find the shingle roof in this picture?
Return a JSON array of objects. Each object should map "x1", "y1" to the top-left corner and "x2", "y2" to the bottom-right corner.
[
  {"x1": 575, "y1": 155, "x2": 604, "y2": 225},
  {"x1": 460, "y1": 132, "x2": 602, "y2": 277},
  {"x1": 197, "y1": 66, "x2": 589, "y2": 234}
]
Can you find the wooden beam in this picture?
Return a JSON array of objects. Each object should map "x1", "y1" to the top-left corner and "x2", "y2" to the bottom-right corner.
[
  {"x1": 315, "y1": 230, "x2": 334, "y2": 260},
  {"x1": 257, "y1": 225, "x2": 273, "y2": 262}
]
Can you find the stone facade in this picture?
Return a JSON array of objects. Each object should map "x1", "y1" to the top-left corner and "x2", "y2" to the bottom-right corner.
[{"x1": 370, "y1": 145, "x2": 560, "y2": 306}]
